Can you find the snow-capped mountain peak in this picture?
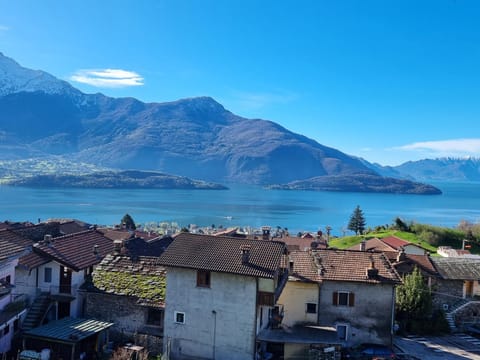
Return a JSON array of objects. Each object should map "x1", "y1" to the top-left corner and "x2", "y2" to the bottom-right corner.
[{"x1": 0, "y1": 52, "x2": 79, "y2": 97}]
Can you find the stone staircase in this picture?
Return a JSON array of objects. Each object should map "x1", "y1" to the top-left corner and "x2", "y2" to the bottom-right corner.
[
  {"x1": 22, "y1": 293, "x2": 52, "y2": 331},
  {"x1": 445, "y1": 298, "x2": 478, "y2": 333}
]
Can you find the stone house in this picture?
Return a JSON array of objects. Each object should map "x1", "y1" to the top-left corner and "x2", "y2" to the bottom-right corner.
[
  {"x1": 430, "y1": 257, "x2": 480, "y2": 309},
  {"x1": 15, "y1": 229, "x2": 113, "y2": 320},
  {"x1": 158, "y1": 233, "x2": 288, "y2": 360},
  {"x1": 259, "y1": 249, "x2": 401, "y2": 358},
  {"x1": 83, "y1": 236, "x2": 172, "y2": 355}
]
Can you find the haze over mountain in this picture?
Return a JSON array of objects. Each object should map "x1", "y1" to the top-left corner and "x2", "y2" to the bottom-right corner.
[
  {"x1": 0, "y1": 53, "x2": 441, "y2": 194},
  {"x1": 373, "y1": 158, "x2": 480, "y2": 182}
]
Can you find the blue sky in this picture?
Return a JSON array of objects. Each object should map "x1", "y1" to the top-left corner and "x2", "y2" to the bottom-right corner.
[{"x1": 1, "y1": 0, "x2": 480, "y2": 165}]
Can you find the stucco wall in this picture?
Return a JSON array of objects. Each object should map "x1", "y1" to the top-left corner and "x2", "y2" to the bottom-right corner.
[
  {"x1": 318, "y1": 281, "x2": 394, "y2": 347},
  {"x1": 277, "y1": 281, "x2": 319, "y2": 327},
  {"x1": 164, "y1": 268, "x2": 257, "y2": 360}
]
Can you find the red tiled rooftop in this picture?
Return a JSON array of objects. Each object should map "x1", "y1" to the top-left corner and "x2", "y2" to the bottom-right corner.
[
  {"x1": 380, "y1": 236, "x2": 410, "y2": 250},
  {"x1": 383, "y1": 251, "x2": 437, "y2": 275},
  {"x1": 33, "y1": 229, "x2": 113, "y2": 271},
  {"x1": 347, "y1": 238, "x2": 395, "y2": 252},
  {"x1": 158, "y1": 233, "x2": 286, "y2": 279},
  {"x1": 0, "y1": 229, "x2": 29, "y2": 261},
  {"x1": 313, "y1": 249, "x2": 401, "y2": 284}
]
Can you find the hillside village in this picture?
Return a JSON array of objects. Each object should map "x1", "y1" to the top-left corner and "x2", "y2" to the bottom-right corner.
[{"x1": 2, "y1": 219, "x2": 480, "y2": 360}]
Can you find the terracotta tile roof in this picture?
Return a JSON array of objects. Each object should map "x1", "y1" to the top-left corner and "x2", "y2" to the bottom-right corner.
[
  {"x1": 280, "y1": 236, "x2": 327, "y2": 252},
  {"x1": 97, "y1": 228, "x2": 134, "y2": 241},
  {"x1": 288, "y1": 251, "x2": 320, "y2": 282},
  {"x1": 12, "y1": 222, "x2": 61, "y2": 242},
  {"x1": 33, "y1": 230, "x2": 113, "y2": 271},
  {"x1": 383, "y1": 251, "x2": 437, "y2": 275},
  {"x1": 122, "y1": 236, "x2": 173, "y2": 258},
  {"x1": 158, "y1": 233, "x2": 286, "y2": 279},
  {"x1": 347, "y1": 238, "x2": 396, "y2": 252},
  {"x1": 91, "y1": 254, "x2": 166, "y2": 308},
  {"x1": 313, "y1": 249, "x2": 401, "y2": 284},
  {"x1": 58, "y1": 220, "x2": 90, "y2": 235},
  {"x1": 18, "y1": 252, "x2": 50, "y2": 270},
  {"x1": 380, "y1": 236, "x2": 410, "y2": 250},
  {"x1": 431, "y1": 257, "x2": 480, "y2": 280},
  {"x1": 0, "y1": 229, "x2": 30, "y2": 261}
]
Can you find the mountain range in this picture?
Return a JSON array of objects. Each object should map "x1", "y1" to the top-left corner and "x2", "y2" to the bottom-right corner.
[{"x1": 0, "y1": 52, "x2": 455, "y2": 194}]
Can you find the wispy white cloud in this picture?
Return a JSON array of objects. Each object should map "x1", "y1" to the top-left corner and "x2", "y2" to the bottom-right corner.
[
  {"x1": 70, "y1": 69, "x2": 144, "y2": 88},
  {"x1": 394, "y1": 138, "x2": 480, "y2": 157},
  {"x1": 231, "y1": 90, "x2": 298, "y2": 110},
  {"x1": 0, "y1": 25, "x2": 9, "y2": 31}
]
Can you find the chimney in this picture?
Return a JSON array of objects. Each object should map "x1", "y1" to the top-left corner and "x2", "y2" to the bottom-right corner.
[
  {"x1": 262, "y1": 226, "x2": 271, "y2": 241},
  {"x1": 360, "y1": 240, "x2": 366, "y2": 251},
  {"x1": 240, "y1": 245, "x2": 251, "y2": 264},
  {"x1": 366, "y1": 257, "x2": 379, "y2": 278},
  {"x1": 113, "y1": 240, "x2": 123, "y2": 255},
  {"x1": 397, "y1": 248, "x2": 406, "y2": 262},
  {"x1": 44, "y1": 234, "x2": 53, "y2": 245},
  {"x1": 288, "y1": 256, "x2": 294, "y2": 272}
]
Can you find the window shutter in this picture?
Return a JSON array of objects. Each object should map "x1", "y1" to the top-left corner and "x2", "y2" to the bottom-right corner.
[
  {"x1": 332, "y1": 291, "x2": 338, "y2": 306},
  {"x1": 348, "y1": 292, "x2": 355, "y2": 307}
]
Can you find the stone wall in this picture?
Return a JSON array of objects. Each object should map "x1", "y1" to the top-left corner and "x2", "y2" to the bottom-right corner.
[
  {"x1": 453, "y1": 302, "x2": 480, "y2": 330},
  {"x1": 84, "y1": 291, "x2": 163, "y2": 355},
  {"x1": 432, "y1": 279, "x2": 464, "y2": 310}
]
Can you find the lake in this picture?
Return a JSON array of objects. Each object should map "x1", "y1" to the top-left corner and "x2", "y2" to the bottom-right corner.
[{"x1": 1, "y1": 182, "x2": 479, "y2": 236}]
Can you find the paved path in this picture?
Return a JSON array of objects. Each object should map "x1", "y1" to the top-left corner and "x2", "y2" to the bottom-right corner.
[{"x1": 395, "y1": 334, "x2": 480, "y2": 360}]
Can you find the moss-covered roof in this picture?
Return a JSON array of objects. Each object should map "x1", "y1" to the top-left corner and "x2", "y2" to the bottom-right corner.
[{"x1": 92, "y1": 254, "x2": 166, "y2": 307}]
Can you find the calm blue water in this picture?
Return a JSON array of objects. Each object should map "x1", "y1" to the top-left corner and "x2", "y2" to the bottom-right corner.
[{"x1": 1, "y1": 182, "x2": 479, "y2": 236}]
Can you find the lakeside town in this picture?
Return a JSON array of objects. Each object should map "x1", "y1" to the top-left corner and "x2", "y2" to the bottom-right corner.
[{"x1": 2, "y1": 216, "x2": 480, "y2": 360}]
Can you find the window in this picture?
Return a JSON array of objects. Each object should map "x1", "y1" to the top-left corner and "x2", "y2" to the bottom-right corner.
[
  {"x1": 3, "y1": 324, "x2": 9, "y2": 336},
  {"x1": 147, "y1": 308, "x2": 163, "y2": 326},
  {"x1": 332, "y1": 291, "x2": 354, "y2": 307},
  {"x1": 174, "y1": 311, "x2": 185, "y2": 324},
  {"x1": 306, "y1": 303, "x2": 317, "y2": 314},
  {"x1": 197, "y1": 270, "x2": 211, "y2": 287},
  {"x1": 44, "y1": 267, "x2": 52, "y2": 283}
]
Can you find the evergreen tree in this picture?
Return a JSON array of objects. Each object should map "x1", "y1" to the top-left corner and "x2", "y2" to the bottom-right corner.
[
  {"x1": 121, "y1": 213, "x2": 136, "y2": 230},
  {"x1": 396, "y1": 266, "x2": 433, "y2": 334},
  {"x1": 347, "y1": 205, "x2": 366, "y2": 235}
]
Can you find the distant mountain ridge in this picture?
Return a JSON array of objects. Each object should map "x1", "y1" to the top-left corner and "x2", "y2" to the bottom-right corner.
[
  {"x1": 386, "y1": 158, "x2": 480, "y2": 182},
  {"x1": 0, "y1": 52, "x2": 442, "y2": 194}
]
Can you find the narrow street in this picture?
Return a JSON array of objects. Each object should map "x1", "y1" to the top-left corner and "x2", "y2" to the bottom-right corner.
[{"x1": 395, "y1": 334, "x2": 480, "y2": 360}]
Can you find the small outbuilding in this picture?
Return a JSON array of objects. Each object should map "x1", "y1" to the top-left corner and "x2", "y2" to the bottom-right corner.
[{"x1": 22, "y1": 317, "x2": 113, "y2": 360}]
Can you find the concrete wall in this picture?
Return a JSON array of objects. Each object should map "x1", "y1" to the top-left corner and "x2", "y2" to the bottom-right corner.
[
  {"x1": 403, "y1": 244, "x2": 426, "y2": 255},
  {"x1": 277, "y1": 281, "x2": 319, "y2": 327},
  {"x1": 164, "y1": 268, "x2": 258, "y2": 360},
  {"x1": 318, "y1": 281, "x2": 394, "y2": 347}
]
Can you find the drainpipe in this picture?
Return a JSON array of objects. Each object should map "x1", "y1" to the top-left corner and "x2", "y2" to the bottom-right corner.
[
  {"x1": 212, "y1": 310, "x2": 217, "y2": 360},
  {"x1": 390, "y1": 286, "x2": 396, "y2": 348}
]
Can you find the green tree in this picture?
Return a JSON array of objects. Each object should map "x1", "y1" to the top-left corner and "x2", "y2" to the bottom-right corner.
[
  {"x1": 347, "y1": 205, "x2": 366, "y2": 235},
  {"x1": 121, "y1": 213, "x2": 136, "y2": 230},
  {"x1": 396, "y1": 267, "x2": 433, "y2": 334}
]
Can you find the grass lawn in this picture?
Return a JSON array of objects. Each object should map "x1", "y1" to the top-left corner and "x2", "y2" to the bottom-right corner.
[{"x1": 328, "y1": 230, "x2": 438, "y2": 253}]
